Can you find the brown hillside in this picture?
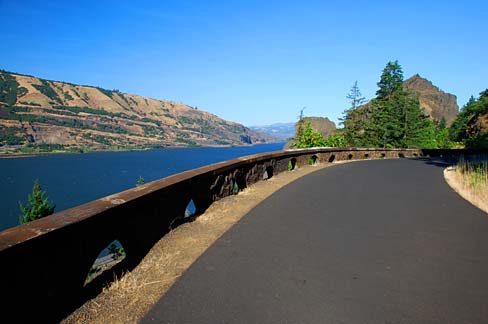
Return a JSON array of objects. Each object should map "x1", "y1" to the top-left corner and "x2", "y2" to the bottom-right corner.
[{"x1": 0, "y1": 70, "x2": 275, "y2": 150}]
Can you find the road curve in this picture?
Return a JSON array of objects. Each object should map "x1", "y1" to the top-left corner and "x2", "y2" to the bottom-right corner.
[{"x1": 142, "y1": 158, "x2": 488, "y2": 324}]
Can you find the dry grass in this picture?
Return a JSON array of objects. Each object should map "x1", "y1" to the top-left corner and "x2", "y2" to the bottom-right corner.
[
  {"x1": 62, "y1": 162, "x2": 341, "y2": 324},
  {"x1": 444, "y1": 157, "x2": 488, "y2": 214}
]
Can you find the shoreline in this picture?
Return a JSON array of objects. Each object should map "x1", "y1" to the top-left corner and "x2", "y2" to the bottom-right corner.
[{"x1": 0, "y1": 141, "x2": 284, "y2": 159}]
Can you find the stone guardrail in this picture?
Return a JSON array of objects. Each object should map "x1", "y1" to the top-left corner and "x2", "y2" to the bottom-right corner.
[{"x1": 0, "y1": 147, "x2": 482, "y2": 322}]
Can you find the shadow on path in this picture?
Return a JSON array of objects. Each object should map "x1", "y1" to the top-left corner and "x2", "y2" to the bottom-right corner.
[{"x1": 142, "y1": 158, "x2": 488, "y2": 324}]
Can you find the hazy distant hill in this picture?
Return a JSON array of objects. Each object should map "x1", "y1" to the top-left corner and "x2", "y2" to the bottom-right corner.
[
  {"x1": 249, "y1": 122, "x2": 295, "y2": 141},
  {"x1": 0, "y1": 70, "x2": 276, "y2": 150}
]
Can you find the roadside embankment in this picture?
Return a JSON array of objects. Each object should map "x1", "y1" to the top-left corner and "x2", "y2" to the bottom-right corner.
[{"x1": 444, "y1": 160, "x2": 488, "y2": 214}]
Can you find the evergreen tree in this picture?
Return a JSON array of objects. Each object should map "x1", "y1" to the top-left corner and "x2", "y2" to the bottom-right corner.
[
  {"x1": 341, "y1": 81, "x2": 367, "y2": 146},
  {"x1": 19, "y1": 179, "x2": 55, "y2": 224},
  {"x1": 295, "y1": 107, "x2": 306, "y2": 141},
  {"x1": 450, "y1": 90, "x2": 488, "y2": 148},
  {"x1": 346, "y1": 81, "x2": 366, "y2": 110},
  {"x1": 340, "y1": 61, "x2": 445, "y2": 149},
  {"x1": 376, "y1": 60, "x2": 404, "y2": 99},
  {"x1": 365, "y1": 61, "x2": 434, "y2": 148}
]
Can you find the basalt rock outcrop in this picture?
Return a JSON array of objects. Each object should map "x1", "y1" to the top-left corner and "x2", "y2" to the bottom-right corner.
[
  {"x1": 403, "y1": 74, "x2": 459, "y2": 125},
  {"x1": 298, "y1": 117, "x2": 337, "y2": 138},
  {"x1": 285, "y1": 117, "x2": 337, "y2": 148}
]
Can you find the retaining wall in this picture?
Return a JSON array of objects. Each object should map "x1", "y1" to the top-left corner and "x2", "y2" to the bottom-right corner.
[{"x1": 0, "y1": 147, "x2": 480, "y2": 322}]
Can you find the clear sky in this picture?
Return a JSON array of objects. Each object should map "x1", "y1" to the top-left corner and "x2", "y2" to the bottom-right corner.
[{"x1": 1, "y1": 0, "x2": 486, "y2": 127}]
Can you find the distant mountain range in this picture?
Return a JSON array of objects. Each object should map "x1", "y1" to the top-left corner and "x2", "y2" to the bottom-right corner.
[
  {"x1": 249, "y1": 122, "x2": 295, "y2": 141},
  {"x1": 0, "y1": 70, "x2": 276, "y2": 151}
]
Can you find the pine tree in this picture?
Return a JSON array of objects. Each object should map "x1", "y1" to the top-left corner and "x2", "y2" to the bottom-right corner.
[
  {"x1": 376, "y1": 60, "x2": 404, "y2": 100},
  {"x1": 341, "y1": 81, "x2": 367, "y2": 146},
  {"x1": 19, "y1": 179, "x2": 55, "y2": 224},
  {"x1": 368, "y1": 61, "x2": 434, "y2": 148},
  {"x1": 295, "y1": 107, "x2": 306, "y2": 141},
  {"x1": 346, "y1": 81, "x2": 366, "y2": 110}
]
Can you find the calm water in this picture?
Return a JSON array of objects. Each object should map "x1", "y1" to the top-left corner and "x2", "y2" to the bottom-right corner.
[{"x1": 0, "y1": 143, "x2": 285, "y2": 231}]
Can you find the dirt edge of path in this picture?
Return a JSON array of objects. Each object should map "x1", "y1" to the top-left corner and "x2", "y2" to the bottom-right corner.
[
  {"x1": 63, "y1": 161, "x2": 352, "y2": 324},
  {"x1": 444, "y1": 167, "x2": 488, "y2": 215}
]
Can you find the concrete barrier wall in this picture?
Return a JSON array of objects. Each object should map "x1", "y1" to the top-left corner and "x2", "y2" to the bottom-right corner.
[{"x1": 0, "y1": 147, "x2": 480, "y2": 322}]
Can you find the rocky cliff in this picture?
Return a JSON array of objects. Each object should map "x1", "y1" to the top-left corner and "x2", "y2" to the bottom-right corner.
[
  {"x1": 403, "y1": 74, "x2": 459, "y2": 125},
  {"x1": 0, "y1": 70, "x2": 275, "y2": 150},
  {"x1": 285, "y1": 116, "x2": 337, "y2": 148},
  {"x1": 298, "y1": 117, "x2": 337, "y2": 138}
]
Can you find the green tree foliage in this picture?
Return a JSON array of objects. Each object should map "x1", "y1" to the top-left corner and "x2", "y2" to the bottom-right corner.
[
  {"x1": 19, "y1": 179, "x2": 55, "y2": 224},
  {"x1": 341, "y1": 81, "x2": 366, "y2": 146},
  {"x1": 295, "y1": 107, "x2": 306, "y2": 141},
  {"x1": 323, "y1": 133, "x2": 346, "y2": 147},
  {"x1": 293, "y1": 121, "x2": 326, "y2": 148},
  {"x1": 376, "y1": 60, "x2": 404, "y2": 99},
  {"x1": 292, "y1": 121, "x2": 346, "y2": 148},
  {"x1": 342, "y1": 61, "x2": 442, "y2": 149},
  {"x1": 346, "y1": 81, "x2": 366, "y2": 109},
  {"x1": 449, "y1": 90, "x2": 488, "y2": 148},
  {"x1": 433, "y1": 117, "x2": 453, "y2": 149},
  {"x1": 108, "y1": 242, "x2": 126, "y2": 261},
  {"x1": 136, "y1": 176, "x2": 145, "y2": 187},
  {"x1": 0, "y1": 70, "x2": 20, "y2": 105}
]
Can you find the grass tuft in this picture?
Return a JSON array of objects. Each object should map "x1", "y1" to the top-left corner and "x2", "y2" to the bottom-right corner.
[{"x1": 445, "y1": 155, "x2": 488, "y2": 214}]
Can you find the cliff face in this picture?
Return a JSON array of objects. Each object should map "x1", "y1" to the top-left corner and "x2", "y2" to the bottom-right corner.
[
  {"x1": 285, "y1": 116, "x2": 337, "y2": 148},
  {"x1": 403, "y1": 74, "x2": 459, "y2": 125},
  {"x1": 0, "y1": 70, "x2": 275, "y2": 149},
  {"x1": 298, "y1": 117, "x2": 337, "y2": 138}
]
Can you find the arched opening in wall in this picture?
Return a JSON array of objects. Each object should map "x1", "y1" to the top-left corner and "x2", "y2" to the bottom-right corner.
[
  {"x1": 364, "y1": 154, "x2": 369, "y2": 159},
  {"x1": 235, "y1": 172, "x2": 247, "y2": 192},
  {"x1": 309, "y1": 155, "x2": 318, "y2": 165},
  {"x1": 398, "y1": 153, "x2": 405, "y2": 158},
  {"x1": 185, "y1": 199, "x2": 196, "y2": 218},
  {"x1": 288, "y1": 158, "x2": 297, "y2": 171},
  {"x1": 380, "y1": 153, "x2": 386, "y2": 159},
  {"x1": 413, "y1": 153, "x2": 418, "y2": 157},
  {"x1": 348, "y1": 154, "x2": 353, "y2": 160},
  {"x1": 263, "y1": 166, "x2": 274, "y2": 180},
  {"x1": 328, "y1": 155, "x2": 335, "y2": 163},
  {"x1": 85, "y1": 240, "x2": 126, "y2": 286}
]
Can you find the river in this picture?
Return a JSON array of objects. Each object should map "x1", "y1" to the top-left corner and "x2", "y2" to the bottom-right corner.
[{"x1": 0, "y1": 143, "x2": 285, "y2": 231}]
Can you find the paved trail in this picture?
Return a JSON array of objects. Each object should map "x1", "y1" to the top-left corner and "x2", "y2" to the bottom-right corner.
[{"x1": 142, "y1": 158, "x2": 488, "y2": 323}]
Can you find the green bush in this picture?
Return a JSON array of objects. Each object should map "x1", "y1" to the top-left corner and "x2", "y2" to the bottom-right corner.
[{"x1": 19, "y1": 179, "x2": 55, "y2": 224}]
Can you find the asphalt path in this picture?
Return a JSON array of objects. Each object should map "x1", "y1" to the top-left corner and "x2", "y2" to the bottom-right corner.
[{"x1": 142, "y1": 158, "x2": 488, "y2": 323}]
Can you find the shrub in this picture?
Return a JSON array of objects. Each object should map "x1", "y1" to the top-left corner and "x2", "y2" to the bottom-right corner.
[{"x1": 19, "y1": 179, "x2": 55, "y2": 224}]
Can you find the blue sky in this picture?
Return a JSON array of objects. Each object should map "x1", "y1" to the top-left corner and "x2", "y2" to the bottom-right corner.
[{"x1": 1, "y1": 0, "x2": 486, "y2": 126}]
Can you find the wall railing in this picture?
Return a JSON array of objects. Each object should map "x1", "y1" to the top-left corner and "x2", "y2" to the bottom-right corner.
[{"x1": 0, "y1": 147, "x2": 480, "y2": 322}]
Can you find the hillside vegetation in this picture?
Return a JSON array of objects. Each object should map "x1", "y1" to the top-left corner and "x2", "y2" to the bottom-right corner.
[
  {"x1": 449, "y1": 90, "x2": 488, "y2": 149},
  {"x1": 0, "y1": 70, "x2": 274, "y2": 153},
  {"x1": 291, "y1": 61, "x2": 486, "y2": 150}
]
